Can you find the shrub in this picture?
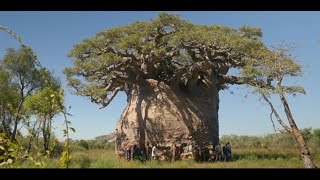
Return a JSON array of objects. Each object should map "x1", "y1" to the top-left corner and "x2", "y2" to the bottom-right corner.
[{"x1": 78, "y1": 140, "x2": 89, "y2": 150}]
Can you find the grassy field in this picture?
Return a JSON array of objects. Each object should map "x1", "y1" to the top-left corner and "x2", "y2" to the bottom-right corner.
[{"x1": 3, "y1": 148, "x2": 319, "y2": 168}]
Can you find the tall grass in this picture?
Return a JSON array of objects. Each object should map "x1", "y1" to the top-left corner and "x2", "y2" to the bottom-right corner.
[{"x1": 2, "y1": 148, "x2": 317, "y2": 168}]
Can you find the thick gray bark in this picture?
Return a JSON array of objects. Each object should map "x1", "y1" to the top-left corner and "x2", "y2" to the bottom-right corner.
[{"x1": 115, "y1": 79, "x2": 219, "y2": 159}]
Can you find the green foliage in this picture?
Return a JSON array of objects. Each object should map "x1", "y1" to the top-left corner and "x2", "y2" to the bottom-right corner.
[
  {"x1": 220, "y1": 133, "x2": 296, "y2": 149},
  {"x1": 2, "y1": 47, "x2": 44, "y2": 90},
  {"x1": 60, "y1": 111, "x2": 74, "y2": 168},
  {"x1": 314, "y1": 129, "x2": 320, "y2": 138},
  {"x1": 0, "y1": 25, "x2": 39, "y2": 67},
  {"x1": 1, "y1": 25, "x2": 73, "y2": 168},
  {"x1": 239, "y1": 25, "x2": 263, "y2": 38},
  {"x1": 242, "y1": 43, "x2": 304, "y2": 96},
  {"x1": 0, "y1": 46, "x2": 58, "y2": 143},
  {"x1": 72, "y1": 153, "x2": 91, "y2": 168},
  {"x1": 220, "y1": 128, "x2": 320, "y2": 150},
  {"x1": 2, "y1": 131, "x2": 320, "y2": 168},
  {"x1": 300, "y1": 128, "x2": 312, "y2": 142},
  {"x1": 0, "y1": 67, "x2": 20, "y2": 134},
  {"x1": 78, "y1": 140, "x2": 89, "y2": 150},
  {"x1": 60, "y1": 150, "x2": 72, "y2": 168},
  {"x1": 0, "y1": 133, "x2": 24, "y2": 167},
  {"x1": 41, "y1": 149, "x2": 320, "y2": 168},
  {"x1": 64, "y1": 12, "x2": 271, "y2": 108},
  {"x1": 83, "y1": 135, "x2": 115, "y2": 150},
  {"x1": 70, "y1": 127, "x2": 76, "y2": 133},
  {"x1": 24, "y1": 84, "x2": 64, "y2": 117},
  {"x1": 69, "y1": 144, "x2": 88, "y2": 152}
]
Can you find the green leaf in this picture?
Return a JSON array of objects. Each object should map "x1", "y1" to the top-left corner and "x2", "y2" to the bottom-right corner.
[
  {"x1": 61, "y1": 151, "x2": 67, "y2": 157},
  {"x1": 20, "y1": 115, "x2": 27, "y2": 120},
  {"x1": 70, "y1": 127, "x2": 76, "y2": 133},
  {"x1": 18, "y1": 37, "x2": 22, "y2": 43},
  {"x1": 0, "y1": 146, "x2": 5, "y2": 150}
]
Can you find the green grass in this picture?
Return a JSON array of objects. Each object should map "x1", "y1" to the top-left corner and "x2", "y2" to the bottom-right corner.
[{"x1": 1, "y1": 148, "x2": 319, "y2": 168}]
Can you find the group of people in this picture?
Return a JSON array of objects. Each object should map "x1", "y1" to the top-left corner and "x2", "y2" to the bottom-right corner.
[
  {"x1": 118, "y1": 141, "x2": 232, "y2": 163},
  {"x1": 115, "y1": 129, "x2": 232, "y2": 162},
  {"x1": 123, "y1": 143, "x2": 158, "y2": 162},
  {"x1": 115, "y1": 129, "x2": 158, "y2": 162},
  {"x1": 212, "y1": 142, "x2": 232, "y2": 162},
  {"x1": 181, "y1": 141, "x2": 232, "y2": 162}
]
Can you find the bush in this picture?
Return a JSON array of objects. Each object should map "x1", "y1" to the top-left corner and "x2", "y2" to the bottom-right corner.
[
  {"x1": 70, "y1": 144, "x2": 88, "y2": 152},
  {"x1": 78, "y1": 140, "x2": 89, "y2": 150},
  {"x1": 51, "y1": 141, "x2": 64, "y2": 157},
  {"x1": 105, "y1": 141, "x2": 115, "y2": 150}
]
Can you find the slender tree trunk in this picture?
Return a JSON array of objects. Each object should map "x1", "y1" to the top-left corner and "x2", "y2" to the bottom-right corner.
[
  {"x1": 1, "y1": 113, "x2": 10, "y2": 136},
  {"x1": 11, "y1": 94, "x2": 24, "y2": 141},
  {"x1": 11, "y1": 86, "x2": 25, "y2": 141},
  {"x1": 35, "y1": 122, "x2": 41, "y2": 148},
  {"x1": 115, "y1": 79, "x2": 220, "y2": 159},
  {"x1": 47, "y1": 118, "x2": 52, "y2": 155},
  {"x1": 42, "y1": 117, "x2": 48, "y2": 154},
  {"x1": 27, "y1": 122, "x2": 37, "y2": 155},
  {"x1": 63, "y1": 112, "x2": 70, "y2": 168},
  {"x1": 1, "y1": 118, "x2": 5, "y2": 133},
  {"x1": 279, "y1": 93, "x2": 317, "y2": 168},
  {"x1": 27, "y1": 137, "x2": 33, "y2": 155},
  {"x1": 42, "y1": 116, "x2": 52, "y2": 156}
]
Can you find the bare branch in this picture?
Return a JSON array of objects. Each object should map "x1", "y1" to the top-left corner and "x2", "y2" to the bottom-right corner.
[
  {"x1": 270, "y1": 111, "x2": 277, "y2": 133},
  {"x1": 99, "y1": 86, "x2": 123, "y2": 109},
  {"x1": 219, "y1": 75, "x2": 276, "y2": 90},
  {"x1": 261, "y1": 92, "x2": 292, "y2": 133}
]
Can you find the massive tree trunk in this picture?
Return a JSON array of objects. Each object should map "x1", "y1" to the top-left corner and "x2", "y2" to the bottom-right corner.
[{"x1": 115, "y1": 79, "x2": 220, "y2": 159}]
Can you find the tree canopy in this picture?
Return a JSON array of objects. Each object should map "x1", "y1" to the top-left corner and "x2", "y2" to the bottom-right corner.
[{"x1": 65, "y1": 13, "x2": 275, "y2": 109}]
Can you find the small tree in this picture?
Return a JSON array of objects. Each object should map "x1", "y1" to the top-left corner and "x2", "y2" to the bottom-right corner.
[
  {"x1": 24, "y1": 72, "x2": 63, "y2": 155},
  {"x1": 0, "y1": 67, "x2": 19, "y2": 137},
  {"x1": 1, "y1": 25, "x2": 73, "y2": 167},
  {"x1": 1, "y1": 46, "x2": 46, "y2": 141},
  {"x1": 244, "y1": 43, "x2": 317, "y2": 168}
]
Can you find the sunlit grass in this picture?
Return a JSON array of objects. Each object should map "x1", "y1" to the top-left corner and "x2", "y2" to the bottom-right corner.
[
  {"x1": 67, "y1": 149, "x2": 320, "y2": 168},
  {"x1": 2, "y1": 148, "x2": 319, "y2": 168}
]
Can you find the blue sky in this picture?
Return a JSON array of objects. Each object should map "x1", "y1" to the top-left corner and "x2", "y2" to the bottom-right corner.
[{"x1": 0, "y1": 11, "x2": 319, "y2": 140}]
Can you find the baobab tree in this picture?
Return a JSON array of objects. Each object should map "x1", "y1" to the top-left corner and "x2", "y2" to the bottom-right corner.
[{"x1": 64, "y1": 13, "x2": 280, "y2": 156}]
